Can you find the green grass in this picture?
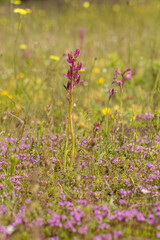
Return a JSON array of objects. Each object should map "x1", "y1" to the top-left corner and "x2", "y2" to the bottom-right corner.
[{"x1": 0, "y1": 0, "x2": 160, "y2": 239}]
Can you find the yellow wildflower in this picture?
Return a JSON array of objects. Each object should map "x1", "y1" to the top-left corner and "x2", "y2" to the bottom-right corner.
[
  {"x1": 114, "y1": 105, "x2": 119, "y2": 111},
  {"x1": 93, "y1": 67, "x2": 100, "y2": 74},
  {"x1": 14, "y1": 8, "x2": 31, "y2": 15},
  {"x1": 16, "y1": 73, "x2": 24, "y2": 79},
  {"x1": 50, "y1": 55, "x2": 60, "y2": 61},
  {"x1": 112, "y1": 4, "x2": 120, "y2": 12},
  {"x1": 19, "y1": 44, "x2": 27, "y2": 50},
  {"x1": 80, "y1": 68, "x2": 86, "y2": 72},
  {"x1": 0, "y1": 91, "x2": 13, "y2": 99},
  {"x1": 11, "y1": 0, "x2": 21, "y2": 5},
  {"x1": 102, "y1": 108, "x2": 110, "y2": 115},
  {"x1": 78, "y1": 121, "x2": 89, "y2": 129},
  {"x1": 97, "y1": 77, "x2": 104, "y2": 84},
  {"x1": 83, "y1": 1, "x2": 90, "y2": 8}
]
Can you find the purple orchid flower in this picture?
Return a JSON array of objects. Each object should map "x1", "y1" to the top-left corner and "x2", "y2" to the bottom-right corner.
[
  {"x1": 109, "y1": 88, "x2": 116, "y2": 100},
  {"x1": 112, "y1": 68, "x2": 132, "y2": 90},
  {"x1": 64, "y1": 49, "x2": 85, "y2": 92}
]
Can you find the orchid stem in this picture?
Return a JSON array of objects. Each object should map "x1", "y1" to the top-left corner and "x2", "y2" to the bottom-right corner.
[
  {"x1": 69, "y1": 82, "x2": 75, "y2": 167},
  {"x1": 64, "y1": 120, "x2": 70, "y2": 171},
  {"x1": 120, "y1": 89, "x2": 124, "y2": 139}
]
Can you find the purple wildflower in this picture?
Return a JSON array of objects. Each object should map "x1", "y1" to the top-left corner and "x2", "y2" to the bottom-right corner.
[
  {"x1": 48, "y1": 213, "x2": 62, "y2": 228},
  {"x1": 108, "y1": 88, "x2": 116, "y2": 101},
  {"x1": 113, "y1": 230, "x2": 122, "y2": 238},
  {"x1": 112, "y1": 68, "x2": 132, "y2": 90},
  {"x1": 64, "y1": 49, "x2": 85, "y2": 92},
  {"x1": 78, "y1": 225, "x2": 88, "y2": 235}
]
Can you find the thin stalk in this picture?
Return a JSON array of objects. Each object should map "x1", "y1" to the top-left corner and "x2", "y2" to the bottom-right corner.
[
  {"x1": 120, "y1": 88, "x2": 124, "y2": 138},
  {"x1": 64, "y1": 69, "x2": 75, "y2": 170},
  {"x1": 105, "y1": 113, "x2": 109, "y2": 137},
  {"x1": 70, "y1": 77, "x2": 75, "y2": 167},
  {"x1": 14, "y1": 15, "x2": 21, "y2": 92},
  {"x1": 64, "y1": 90, "x2": 72, "y2": 170},
  {"x1": 64, "y1": 122, "x2": 70, "y2": 171},
  {"x1": 105, "y1": 98, "x2": 110, "y2": 138}
]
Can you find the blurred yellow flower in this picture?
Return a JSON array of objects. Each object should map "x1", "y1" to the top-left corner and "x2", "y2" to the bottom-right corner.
[
  {"x1": 11, "y1": 0, "x2": 21, "y2": 5},
  {"x1": 14, "y1": 8, "x2": 31, "y2": 15},
  {"x1": 112, "y1": 4, "x2": 120, "y2": 12},
  {"x1": 97, "y1": 77, "x2": 104, "y2": 84},
  {"x1": 102, "y1": 108, "x2": 110, "y2": 115},
  {"x1": 93, "y1": 67, "x2": 100, "y2": 74},
  {"x1": 17, "y1": 73, "x2": 24, "y2": 79},
  {"x1": 80, "y1": 68, "x2": 86, "y2": 72},
  {"x1": 114, "y1": 105, "x2": 119, "y2": 111},
  {"x1": 0, "y1": 91, "x2": 13, "y2": 99},
  {"x1": 78, "y1": 120, "x2": 89, "y2": 129},
  {"x1": 83, "y1": 1, "x2": 90, "y2": 8},
  {"x1": 73, "y1": 113, "x2": 78, "y2": 122},
  {"x1": 19, "y1": 44, "x2": 27, "y2": 50},
  {"x1": 50, "y1": 55, "x2": 60, "y2": 61}
]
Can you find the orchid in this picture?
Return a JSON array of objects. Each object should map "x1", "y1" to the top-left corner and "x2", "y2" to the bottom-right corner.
[
  {"x1": 64, "y1": 50, "x2": 85, "y2": 93},
  {"x1": 112, "y1": 68, "x2": 132, "y2": 91},
  {"x1": 64, "y1": 49, "x2": 85, "y2": 170},
  {"x1": 112, "y1": 68, "x2": 132, "y2": 139}
]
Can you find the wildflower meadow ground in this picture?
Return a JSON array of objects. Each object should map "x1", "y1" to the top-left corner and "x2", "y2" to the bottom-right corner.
[{"x1": 0, "y1": 0, "x2": 160, "y2": 239}]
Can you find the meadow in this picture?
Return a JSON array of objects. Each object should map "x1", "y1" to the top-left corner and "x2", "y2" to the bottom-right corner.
[{"x1": 0, "y1": 0, "x2": 160, "y2": 239}]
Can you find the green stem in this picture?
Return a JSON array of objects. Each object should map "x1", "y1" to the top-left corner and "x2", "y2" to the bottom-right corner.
[
  {"x1": 105, "y1": 99, "x2": 110, "y2": 139},
  {"x1": 14, "y1": 15, "x2": 21, "y2": 92},
  {"x1": 63, "y1": 70, "x2": 75, "y2": 170},
  {"x1": 64, "y1": 121, "x2": 70, "y2": 171},
  {"x1": 120, "y1": 88, "x2": 124, "y2": 138},
  {"x1": 69, "y1": 82, "x2": 75, "y2": 167}
]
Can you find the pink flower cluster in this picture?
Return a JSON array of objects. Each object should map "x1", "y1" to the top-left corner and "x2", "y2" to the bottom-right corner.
[
  {"x1": 112, "y1": 68, "x2": 132, "y2": 90},
  {"x1": 64, "y1": 49, "x2": 85, "y2": 92}
]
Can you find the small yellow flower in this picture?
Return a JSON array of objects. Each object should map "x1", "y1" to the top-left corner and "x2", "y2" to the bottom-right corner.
[
  {"x1": 80, "y1": 68, "x2": 86, "y2": 72},
  {"x1": 114, "y1": 105, "x2": 119, "y2": 111},
  {"x1": 112, "y1": 4, "x2": 120, "y2": 12},
  {"x1": 16, "y1": 73, "x2": 24, "y2": 79},
  {"x1": 11, "y1": 0, "x2": 21, "y2": 5},
  {"x1": 14, "y1": 8, "x2": 31, "y2": 15},
  {"x1": 78, "y1": 121, "x2": 89, "y2": 129},
  {"x1": 83, "y1": 1, "x2": 90, "y2": 8},
  {"x1": 19, "y1": 44, "x2": 27, "y2": 50},
  {"x1": 50, "y1": 55, "x2": 60, "y2": 61},
  {"x1": 97, "y1": 77, "x2": 104, "y2": 84},
  {"x1": 102, "y1": 108, "x2": 110, "y2": 115},
  {"x1": 93, "y1": 67, "x2": 100, "y2": 74},
  {"x1": 0, "y1": 91, "x2": 13, "y2": 99}
]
